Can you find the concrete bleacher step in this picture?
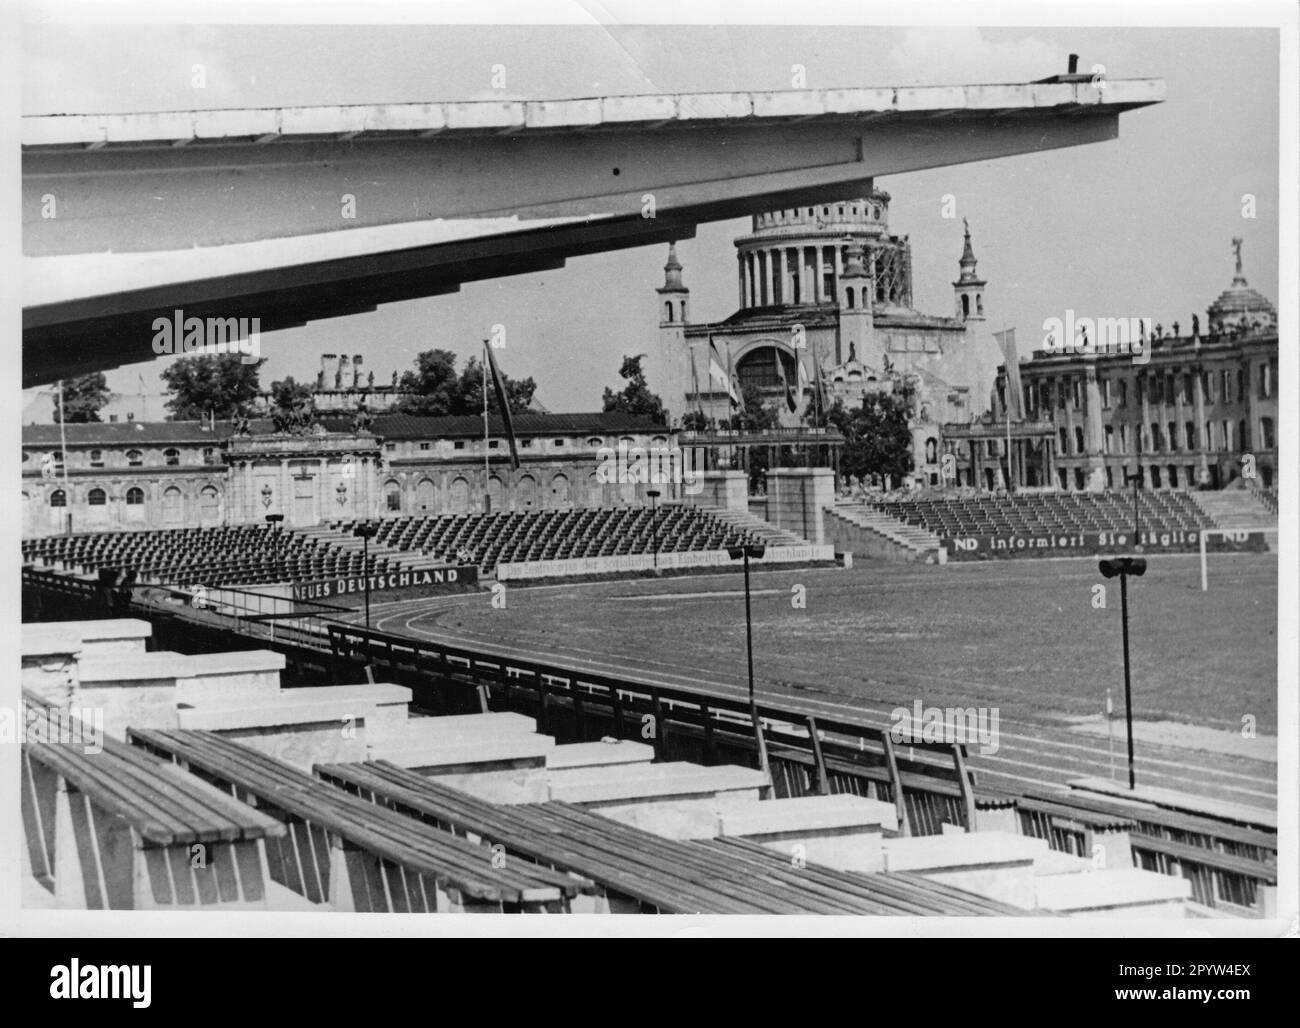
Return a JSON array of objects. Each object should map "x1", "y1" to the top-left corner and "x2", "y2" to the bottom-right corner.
[
  {"x1": 22, "y1": 619, "x2": 152, "y2": 658},
  {"x1": 829, "y1": 502, "x2": 943, "y2": 562},
  {"x1": 546, "y1": 761, "x2": 770, "y2": 809},
  {"x1": 544, "y1": 739, "x2": 656, "y2": 770},
  {"x1": 879, "y1": 832, "x2": 1054, "y2": 909},
  {"x1": 1034, "y1": 867, "x2": 1193, "y2": 917},
  {"x1": 1186, "y1": 486, "x2": 1278, "y2": 530}
]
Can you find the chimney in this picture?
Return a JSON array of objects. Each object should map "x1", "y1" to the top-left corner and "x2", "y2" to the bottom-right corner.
[
  {"x1": 1067, "y1": 53, "x2": 1079, "y2": 75},
  {"x1": 353, "y1": 354, "x2": 364, "y2": 389}
]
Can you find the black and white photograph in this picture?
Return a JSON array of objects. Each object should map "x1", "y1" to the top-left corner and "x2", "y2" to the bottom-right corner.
[{"x1": 3, "y1": 0, "x2": 1296, "y2": 965}]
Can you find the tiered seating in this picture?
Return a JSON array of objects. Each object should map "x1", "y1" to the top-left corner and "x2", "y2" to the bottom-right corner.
[
  {"x1": 871, "y1": 491, "x2": 1216, "y2": 540},
  {"x1": 129, "y1": 728, "x2": 593, "y2": 913},
  {"x1": 331, "y1": 503, "x2": 768, "y2": 573},
  {"x1": 21, "y1": 525, "x2": 416, "y2": 587},
  {"x1": 22, "y1": 693, "x2": 286, "y2": 910}
]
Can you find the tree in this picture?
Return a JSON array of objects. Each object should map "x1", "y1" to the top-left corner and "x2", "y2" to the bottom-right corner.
[
  {"x1": 54, "y1": 373, "x2": 110, "y2": 423},
  {"x1": 726, "y1": 384, "x2": 780, "y2": 432},
  {"x1": 680, "y1": 409, "x2": 710, "y2": 431},
  {"x1": 829, "y1": 390, "x2": 914, "y2": 486},
  {"x1": 397, "y1": 349, "x2": 536, "y2": 416},
  {"x1": 456, "y1": 355, "x2": 537, "y2": 415},
  {"x1": 161, "y1": 354, "x2": 264, "y2": 421},
  {"x1": 602, "y1": 354, "x2": 667, "y2": 424},
  {"x1": 397, "y1": 349, "x2": 461, "y2": 415}
]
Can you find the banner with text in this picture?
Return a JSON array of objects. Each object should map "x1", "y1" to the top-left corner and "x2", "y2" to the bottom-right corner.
[
  {"x1": 943, "y1": 530, "x2": 1269, "y2": 561},
  {"x1": 496, "y1": 545, "x2": 835, "y2": 581},
  {"x1": 291, "y1": 565, "x2": 478, "y2": 602}
]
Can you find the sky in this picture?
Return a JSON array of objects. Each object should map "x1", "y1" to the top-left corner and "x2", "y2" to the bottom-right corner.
[{"x1": 20, "y1": 20, "x2": 1282, "y2": 419}]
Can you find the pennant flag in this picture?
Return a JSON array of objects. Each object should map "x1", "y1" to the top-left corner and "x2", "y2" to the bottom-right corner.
[
  {"x1": 775, "y1": 350, "x2": 797, "y2": 413},
  {"x1": 708, "y1": 337, "x2": 740, "y2": 408},
  {"x1": 994, "y1": 329, "x2": 1023, "y2": 421},
  {"x1": 725, "y1": 342, "x2": 745, "y2": 412},
  {"x1": 484, "y1": 341, "x2": 521, "y2": 469},
  {"x1": 689, "y1": 349, "x2": 704, "y2": 415}
]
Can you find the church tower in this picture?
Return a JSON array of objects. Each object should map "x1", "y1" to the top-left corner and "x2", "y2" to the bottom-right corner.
[
  {"x1": 655, "y1": 242, "x2": 690, "y2": 426},
  {"x1": 836, "y1": 241, "x2": 877, "y2": 371},
  {"x1": 952, "y1": 219, "x2": 986, "y2": 323}
]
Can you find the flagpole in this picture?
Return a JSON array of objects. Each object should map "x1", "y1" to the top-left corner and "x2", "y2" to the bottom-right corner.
[
  {"x1": 482, "y1": 341, "x2": 490, "y2": 512},
  {"x1": 57, "y1": 379, "x2": 72, "y2": 534},
  {"x1": 1003, "y1": 324, "x2": 1013, "y2": 494}
]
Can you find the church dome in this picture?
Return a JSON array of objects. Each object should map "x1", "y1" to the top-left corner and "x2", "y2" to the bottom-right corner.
[{"x1": 1207, "y1": 239, "x2": 1276, "y2": 333}]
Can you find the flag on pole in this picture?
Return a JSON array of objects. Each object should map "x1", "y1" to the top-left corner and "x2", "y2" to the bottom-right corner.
[
  {"x1": 484, "y1": 341, "x2": 520, "y2": 470},
  {"x1": 689, "y1": 348, "x2": 703, "y2": 415},
  {"x1": 708, "y1": 337, "x2": 740, "y2": 408},
  {"x1": 775, "y1": 350, "x2": 797, "y2": 413},
  {"x1": 994, "y1": 329, "x2": 1023, "y2": 421},
  {"x1": 725, "y1": 343, "x2": 745, "y2": 412}
]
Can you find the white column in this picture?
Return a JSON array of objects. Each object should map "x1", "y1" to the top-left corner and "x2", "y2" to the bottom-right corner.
[{"x1": 811, "y1": 246, "x2": 822, "y2": 304}]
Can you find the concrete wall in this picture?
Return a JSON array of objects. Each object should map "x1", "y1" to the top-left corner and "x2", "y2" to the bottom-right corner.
[{"x1": 766, "y1": 467, "x2": 835, "y2": 544}]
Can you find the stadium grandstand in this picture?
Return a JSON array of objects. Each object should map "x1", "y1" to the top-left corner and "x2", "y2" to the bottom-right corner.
[
  {"x1": 329, "y1": 504, "x2": 798, "y2": 574},
  {"x1": 865, "y1": 491, "x2": 1214, "y2": 540}
]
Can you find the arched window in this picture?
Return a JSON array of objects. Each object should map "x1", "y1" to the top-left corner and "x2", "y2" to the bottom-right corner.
[
  {"x1": 976, "y1": 295, "x2": 983, "y2": 316},
  {"x1": 961, "y1": 294, "x2": 970, "y2": 317},
  {"x1": 449, "y1": 476, "x2": 470, "y2": 514},
  {"x1": 551, "y1": 473, "x2": 570, "y2": 505},
  {"x1": 88, "y1": 488, "x2": 106, "y2": 506},
  {"x1": 587, "y1": 437, "x2": 603, "y2": 447},
  {"x1": 1184, "y1": 422, "x2": 1195, "y2": 450},
  {"x1": 164, "y1": 448, "x2": 180, "y2": 466},
  {"x1": 736, "y1": 346, "x2": 798, "y2": 393},
  {"x1": 1058, "y1": 427, "x2": 1069, "y2": 455},
  {"x1": 1167, "y1": 422, "x2": 1178, "y2": 452},
  {"x1": 1167, "y1": 466, "x2": 1178, "y2": 489},
  {"x1": 126, "y1": 449, "x2": 143, "y2": 467},
  {"x1": 199, "y1": 486, "x2": 221, "y2": 525},
  {"x1": 162, "y1": 486, "x2": 183, "y2": 524},
  {"x1": 664, "y1": 301, "x2": 674, "y2": 322},
  {"x1": 49, "y1": 489, "x2": 66, "y2": 507},
  {"x1": 1238, "y1": 419, "x2": 1249, "y2": 450},
  {"x1": 89, "y1": 449, "x2": 104, "y2": 468},
  {"x1": 416, "y1": 478, "x2": 436, "y2": 511},
  {"x1": 385, "y1": 480, "x2": 402, "y2": 512},
  {"x1": 846, "y1": 287, "x2": 855, "y2": 309},
  {"x1": 517, "y1": 475, "x2": 537, "y2": 508},
  {"x1": 126, "y1": 487, "x2": 144, "y2": 505}
]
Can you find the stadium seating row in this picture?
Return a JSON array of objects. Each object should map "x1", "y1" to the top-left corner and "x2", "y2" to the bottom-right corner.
[
  {"x1": 871, "y1": 490, "x2": 1216, "y2": 540},
  {"x1": 22, "y1": 524, "x2": 412, "y2": 587},
  {"x1": 330, "y1": 503, "x2": 770, "y2": 573}
]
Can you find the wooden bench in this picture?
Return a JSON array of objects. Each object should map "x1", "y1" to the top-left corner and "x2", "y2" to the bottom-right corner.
[
  {"x1": 315, "y1": 760, "x2": 1014, "y2": 915},
  {"x1": 22, "y1": 702, "x2": 285, "y2": 911},
  {"x1": 1128, "y1": 833, "x2": 1277, "y2": 915},
  {"x1": 128, "y1": 728, "x2": 587, "y2": 913}
]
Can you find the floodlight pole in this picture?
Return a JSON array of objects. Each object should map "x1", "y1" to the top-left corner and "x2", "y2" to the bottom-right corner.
[
  {"x1": 729, "y1": 544, "x2": 770, "y2": 778},
  {"x1": 647, "y1": 489, "x2": 661, "y2": 570},
  {"x1": 1100, "y1": 556, "x2": 1146, "y2": 790},
  {"x1": 354, "y1": 523, "x2": 378, "y2": 631}
]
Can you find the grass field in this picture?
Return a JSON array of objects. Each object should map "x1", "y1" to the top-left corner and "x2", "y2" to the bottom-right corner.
[
  {"x1": 423, "y1": 553, "x2": 1278, "y2": 734},
  {"x1": 370, "y1": 551, "x2": 1278, "y2": 803}
]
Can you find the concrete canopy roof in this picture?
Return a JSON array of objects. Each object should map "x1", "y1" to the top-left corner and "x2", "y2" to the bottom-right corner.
[{"x1": 23, "y1": 78, "x2": 1165, "y2": 387}]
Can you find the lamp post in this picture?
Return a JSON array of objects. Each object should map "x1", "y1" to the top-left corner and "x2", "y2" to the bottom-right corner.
[
  {"x1": 265, "y1": 514, "x2": 284, "y2": 641},
  {"x1": 646, "y1": 489, "x2": 661, "y2": 571},
  {"x1": 727, "y1": 543, "x2": 770, "y2": 777},
  {"x1": 1125, "y1": 471, "x2": 1143, "y2": 550},
  {"x1": 1098, "y1": 556, "x2": 1147, "y2": 790},
  {"x1": 353, "y1": 523, "x2": 378, "y2": 631}
]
